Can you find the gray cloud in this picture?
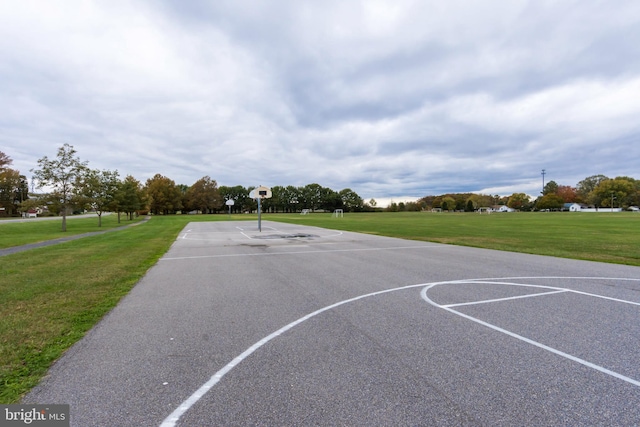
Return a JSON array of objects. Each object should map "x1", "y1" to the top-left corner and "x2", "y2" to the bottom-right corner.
[{"x1": 2, "y1": 0, "x2": 640, "y2": 203}]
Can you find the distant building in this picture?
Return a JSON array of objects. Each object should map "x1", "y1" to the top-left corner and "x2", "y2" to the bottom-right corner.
[
  {"x1": 563, "y1": 203, "x2": 584, "y2": 212},
  {"x1": 495, "y1": 205, "x2": 516, "y2": 212}
]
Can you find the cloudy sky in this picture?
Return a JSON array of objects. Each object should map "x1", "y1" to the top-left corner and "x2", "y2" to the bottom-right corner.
[{"x1": 2, "y1": 1, "x2": 640, "y2": 204}]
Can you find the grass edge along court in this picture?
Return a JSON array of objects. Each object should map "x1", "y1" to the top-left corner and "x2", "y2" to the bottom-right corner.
[{"x1": 1, "y1": 211, "x2": 639, "y2": 403}]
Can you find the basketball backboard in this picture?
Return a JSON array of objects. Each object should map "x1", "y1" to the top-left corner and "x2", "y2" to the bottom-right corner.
[{"x1": 250, "y1": 186, "x2": 272, "y2": 199}]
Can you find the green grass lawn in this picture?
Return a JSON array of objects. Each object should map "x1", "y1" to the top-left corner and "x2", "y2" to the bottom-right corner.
[
  {"x1": 1, "y1": 211, "x2": 638, "y2": 403},
  {"x1": 0, "y1": 214, "x2": 145, "y2": 249},
  {"x1": 268, "y1": 211, "x2": 640, "y2": 265}
]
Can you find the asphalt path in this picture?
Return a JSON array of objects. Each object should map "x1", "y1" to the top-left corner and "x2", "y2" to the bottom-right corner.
[
  {"x1": 0, "y1": 214, "x2": 148, "y2": 257},
  {"x1": 24, "y1": 220, "x2": 640, "y2": 426}
]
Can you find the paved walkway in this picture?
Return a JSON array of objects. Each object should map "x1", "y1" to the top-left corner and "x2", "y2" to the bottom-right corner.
[{"x1": 0, "y1": 216, "x2": 150, "y2": 257}]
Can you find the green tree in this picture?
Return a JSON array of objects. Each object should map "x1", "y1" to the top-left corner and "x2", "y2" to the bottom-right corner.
[
  {"x1": 593, "y1": 177, "x2": 636, "y2": 208},
  {"x1": 266, "y1": 185, "x2": 285, "y2": 213},
  {"x1": 78, "y1": 168, "x2": 120, "y2": 226},
  {"x1": 507, "y1": 193, "x2": 530, "y2": 210},
  {"x1": 405, "y1": 201, "x2": 422, "y2": 211},
  {"x1": 31, "y1": 144, "x2": 88, "y2": 231},
  {"x1": 300, "y1": 183, "x2": 325, "y2": 211},
  {"x1": 219, "y1": 185, "x2": 252, "y2": 213},
  {"x1": 284, "y1": 185, "x2": 301, "y2": 212},
  {"x1": 465, "y1": 199, "x2": 475, "y2": 212},
  {"x1": 576, "y1": 174, "x2": 609, "y2": 205},
  {"x1": 116, "y1": 175, "x2": 144, "y2": 221},
  {"x1": 0, "y1": 151, "x2": 11, "y2": 170},
  {"x1": 542, "y1": 180, "x2": 559, "y2": 195},
  {"x1": 441, "y1": 196, "x2": 456, "y2": 211},
  {"x1": 536, "y1": 194, "x2": 564, "y2": 210},
  {"x1": 321, "y1": 188, "x2": 343, "y2": 212}
]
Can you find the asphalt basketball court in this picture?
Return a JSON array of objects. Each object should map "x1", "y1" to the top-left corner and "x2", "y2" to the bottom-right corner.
[{"x1": 25, "y1": 220, "x2": 640, "y2": 426}]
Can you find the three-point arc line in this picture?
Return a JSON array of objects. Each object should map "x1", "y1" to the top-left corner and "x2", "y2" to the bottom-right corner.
[{"x1": 160, "y1": 277, "x2": 640, "y2": 426}]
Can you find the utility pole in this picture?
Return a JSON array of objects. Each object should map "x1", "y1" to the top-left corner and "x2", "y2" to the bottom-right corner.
[
  {"x1": 611, "y1": 192, "x2": 615, "y2": 212},
  {"x1": 541, "y1": 169, "x2": 546, "y2": 194}
]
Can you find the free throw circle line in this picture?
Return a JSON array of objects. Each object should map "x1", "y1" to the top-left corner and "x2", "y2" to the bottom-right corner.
[
  {"x1": 421, "y1": 280, "x2": 640, "y2": 389},
  {"x1": 160, "y1": 277, "x2": 640, "y2": 426}
]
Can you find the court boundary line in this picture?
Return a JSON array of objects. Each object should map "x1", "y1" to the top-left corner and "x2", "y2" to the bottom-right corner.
[
  {"x1": 159, "y1": 276, "x2": 640, "y2": 427},
  {"x1": 421, "y1": 280, "x2": 640, "y2": 388}
]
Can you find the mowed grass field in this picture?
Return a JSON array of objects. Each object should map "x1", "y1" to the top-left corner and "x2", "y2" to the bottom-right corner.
[
  {"x1": 270, "y1": 211, "x2": 640, "y2": 265},
  {"x1": 1, "y1": 211, "x2": 638, "y2": 403}
]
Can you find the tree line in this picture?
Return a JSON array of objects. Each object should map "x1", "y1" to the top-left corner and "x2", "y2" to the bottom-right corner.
[
  {"x1": 2, "y1": 145, "x2": 638, "y2": 230},
  {"x1": 0, "y1": 145, "x2": 367, "y2": 230},
  {"x1": 405, "y1": 175, "x2": 640, "y2": 212}
]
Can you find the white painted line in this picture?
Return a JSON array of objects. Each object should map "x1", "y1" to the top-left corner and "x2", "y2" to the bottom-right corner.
[
  {"x1": 469, "y1": 276, "x2": 640, "y2": 284},
  {"x1": 443, "y1": 290, "x2": 569, "y2": 308},
  {"x1": 235, "y1": 226, "x2": 244, "y2": 231},
  {"x1": 159, "y1": 282, "x2": 423, "y2": 427},
  {"x1": 159, "y1": 276, "x2": 640, "y2": 426},
  {"x1": 421, "y1": 281, "x2": 640, "y2": 388},
  {"x1": 456, "y1": 279, "x2": 640, "y2": 307},
  {"x1": 562, "y1": 288, "x2": 640, "y2": 307}
]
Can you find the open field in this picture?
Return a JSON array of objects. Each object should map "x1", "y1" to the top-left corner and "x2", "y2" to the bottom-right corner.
[
  {"x1": 1, "y1": 211, "x2": 639, "y2": 403},
  {"x1": 269, "y1": 211, "x2": 640, "y2": 266},
  {"x1": 0, "y1": 214, "x2": 145, "y2": 249}
]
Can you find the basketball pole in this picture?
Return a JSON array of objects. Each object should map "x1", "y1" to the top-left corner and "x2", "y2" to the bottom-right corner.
[{"x1": 258, "y1": 197, "x2": 262, "y2": 232}]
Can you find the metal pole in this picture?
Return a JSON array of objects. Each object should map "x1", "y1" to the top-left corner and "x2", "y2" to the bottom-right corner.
[
  {"x1": 258, "y1": 197, "x2": 262, "y2": 232},
  {"x1": 541, "y1": 169, "x2": 546, "y2": 193},
  {"x1": 611, "y1": 192, "x2": 614, "y2": 212}
]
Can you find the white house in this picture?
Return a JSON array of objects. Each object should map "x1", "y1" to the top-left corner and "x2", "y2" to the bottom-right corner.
[
  {"x1": 496, "y1": 205, "x2": 516, "y2": 212},
  {"x1": 563, "y1": 203, "x2": 583, "y2": 212}
]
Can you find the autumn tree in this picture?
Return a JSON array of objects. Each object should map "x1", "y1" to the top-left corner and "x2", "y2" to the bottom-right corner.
[
  {"x1": 1, "y1": 150, "x2": 34, "y2": 217},
  {"x1": 0, "y1": 153, "x2": 28, "y2": 216},
  {"x1": 556, "y1": 185, "x2": 578, "y2": 203},
  {"x1": 186, "y1": 176, "x2": 222, "y2": 214},
  {"x1": 31, "y1": 144, "x2": 88, "y2": 231},
  {"x1": 145, "y1": 174, "x2": 183, "y2": 214},
  {"x1": 466, "y1": 194, "x2": 495, "y2": 209}
]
